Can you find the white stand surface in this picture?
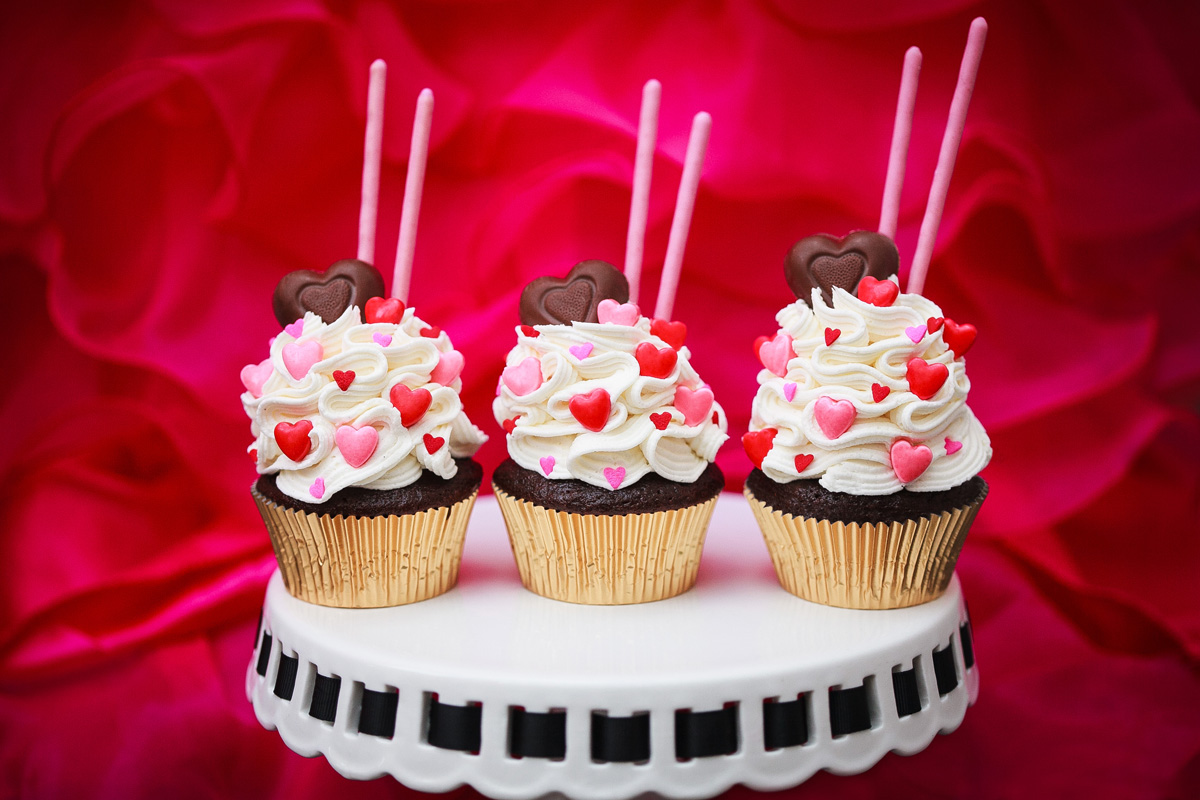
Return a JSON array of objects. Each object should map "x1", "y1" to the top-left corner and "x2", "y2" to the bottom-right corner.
[{"x1": 248, "y1": 493, "x2": 978, "y2": 800}]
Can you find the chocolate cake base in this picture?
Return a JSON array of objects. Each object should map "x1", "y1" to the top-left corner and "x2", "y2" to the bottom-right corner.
[
  {"x1": 745, "y1": 469, "x2": 987, "y2": 525},
  {"x1": 492, "y1": 459, "x2": 724, "y2": 515},
  {"x1": 255, "y1": 458, "x2": 483, "y2": 517}
]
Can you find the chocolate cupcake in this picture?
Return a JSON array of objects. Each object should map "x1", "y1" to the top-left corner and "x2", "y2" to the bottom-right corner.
[
  {"x1": 242, "y1": 265, "x2": 487, "y2": 608},
  {"x1": 743, "y1": 234, "x2": 990, "y2": 608},
  {"x1": 492, "y1": 261, "x2": 728, "y2": 605}
]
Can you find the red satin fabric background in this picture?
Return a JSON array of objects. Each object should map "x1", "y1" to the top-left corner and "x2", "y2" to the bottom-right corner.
[{"x1": 3, "y1": 1, "x2": 1199, "y2": 797}]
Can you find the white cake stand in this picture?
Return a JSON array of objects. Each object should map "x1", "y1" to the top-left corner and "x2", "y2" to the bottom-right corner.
[{"x1": 247, "y1": 493, "x2": 978, "y2": 800}]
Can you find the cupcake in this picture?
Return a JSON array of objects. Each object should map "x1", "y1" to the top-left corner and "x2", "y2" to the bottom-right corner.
[
  {"x1": 742, "y1": 232, "x2": 990, "y2": 609},
  {"x1": 241, "y1": 72, "x2": 486, "y2": 608},
  {"x1": 744, "y1": 20, "x2": 993, "y2": 609},
  {"x1": 242, "y1": 259, "x2": 487, "y2": 607},
  {"x1": 492, "y1": 260, "x2": 727, "y2": 605}
]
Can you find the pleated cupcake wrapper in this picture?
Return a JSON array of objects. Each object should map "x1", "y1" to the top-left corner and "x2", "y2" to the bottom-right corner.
[
  {"x1": 252, "y1": 488, "x2": 478, "y2": 608},
  {"x1": 493, "y1": 486, "x2": 718, "y2": 605},
  {"x1": 744, "y1": 485, "x2": 987, "y2": 610}
]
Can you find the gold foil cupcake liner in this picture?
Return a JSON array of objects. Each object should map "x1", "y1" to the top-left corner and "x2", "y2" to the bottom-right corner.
[
  {"x1": 493, "y1": 486, "x2": 718, "y2": 605},
  {"x1": 252, "y1": 488, "x2": 478, "y2": 608},
  {"x1": 744, "y1": 486, "x2": 986, "y2": 610}
]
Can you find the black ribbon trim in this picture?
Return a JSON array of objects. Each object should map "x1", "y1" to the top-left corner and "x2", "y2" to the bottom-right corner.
[
  {"x1": 358, "y1": 688, "x2": 398, "y2": 738},
  {"x1": 960, "y1": 621, "x2": 976, "y2": 669},
  {"x1": 428, "y1": 698, "x2": 482, "y2": 753},
  {"x1": 933, "y1": 646, "x2": 959, "y2": 696},
  {"x1": 309, "y1": 674, "x2": 340, "y2": 723},
  {"x1": 273, "y1": 653, "x2": 298, "y2": 700},
  {"x1": 591, "y1": 713, "x2": 650, "y2": 763},
  {"x1": 763, "y1": 696, "x2": 808, "y2": 749},
  {"x1": 892, "y1": 669, "x2": 921, "y2": 717},
  {"x1": 509, "y1": 709, "x2": 566, "y2": 759},
  {"x1": 675, "y1": 706, "x2": 739, "y2": 759},
  {"x1": 255, "y1": 632, "x2": 272, "y2": 677},
  {"x1": 829, "y1": 685, "x2": 872, "y2": 736}
]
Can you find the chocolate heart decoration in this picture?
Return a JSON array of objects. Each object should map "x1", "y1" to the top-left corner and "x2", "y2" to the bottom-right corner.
[
  {"x1": 519, "y1": 260, "x2": 629, "y2": 326},
  {"x1": 784, "y1": 231, "x2": 899, "y2": 307},
  {"x1": 272, "y1": 259, "x2": 386, "y2": 326}
]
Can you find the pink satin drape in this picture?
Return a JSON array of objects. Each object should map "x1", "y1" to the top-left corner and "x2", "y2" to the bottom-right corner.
[{"x1": 3, "y1": 1, "x2": 1199, "y2": 797}]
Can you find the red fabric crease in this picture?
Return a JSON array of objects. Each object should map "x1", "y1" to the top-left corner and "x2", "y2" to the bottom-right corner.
[{"x1": 2, "y1": 1, "x2": 1198, "y2": 797}]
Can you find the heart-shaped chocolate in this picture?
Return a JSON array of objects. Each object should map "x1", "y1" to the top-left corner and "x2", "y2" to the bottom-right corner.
[
  {"x1": 784, "y1": 231, "x2": 899, "y2": 307},
  {"x1": 519, "y1": 260, "x2": 629, "y2": 325},
  {"x1": 272, "y1": 259, "x2": 386, "y2": 326}
]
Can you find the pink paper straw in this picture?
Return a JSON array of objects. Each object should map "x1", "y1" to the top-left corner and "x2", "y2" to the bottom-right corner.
[
  {"x1": 624, "y1": 79, "x2": 661, "y2": 305},
  {"x1": 391, "y1": 88, "x2": 434, "y2": 303},
  {"x1": 654, "y1": 111, "x2": 711, "y2": 322},
  {"x1": 907, "y1": 17, "x2": 988, "y2": 296},
  {"x1": 878, "y1": 47, "x2": 922, "y2": 240},
  {"x1": 356, "y1": 59, "x2": 387, "y2": 264}
]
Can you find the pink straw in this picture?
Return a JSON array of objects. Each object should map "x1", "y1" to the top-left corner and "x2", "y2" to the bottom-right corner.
[
  {"x1": 391, "y1": 88, "x2": 434, "y2": 303},
  {"x1": 878, "y1": 47, "x2": 922, "y2": 240},
  {"x1": 356, "y1": 59, "x2": 387, "y2": 264},
  {"x1": 907, "y1": 17, "x2": 988, "y2": 296},
  {"x1": 654, "y1": 111, "x2": 711, "y2": 322},
  {"x1": 624, "y1": 79, "x2": 661, "y2": 306}
]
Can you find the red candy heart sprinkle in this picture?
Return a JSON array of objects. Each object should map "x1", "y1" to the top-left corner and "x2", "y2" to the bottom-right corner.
[
  {"x1": 856, "y1": 276, "x2": 899, "y2": 307},
  {"x1": 926, "y1": 317, "x2": 945, "y2": 334},
  {"x1": 942, "y1": 318, "x2": 977, "y2": 358},
  {"x1": 651, "y1": 319, "x2": 688, "y2": 350},
  {"x1": 569, "y1": 388, "x2": 611, "y2": 432},
  {"x1": 519, "y1": 325, "x2": 540, "y2": 338},
  {"x1": 502, "y1": 417, "x2": 518, "y2": 434},
  {"x1": 824, "y1": 327, "x2": 841, "y2": 346},
  {"x1": 650, "y1": 411, "x2": 671, "y2": 430},
  {"x1": 249, "y1": 449, "x2": 257, "y2": 464},
  {"x1": 333, "y1": 370, "x2": 355, "y2": 391},
  {"x1": 742, "y1": 428, "x2": 778, "y2": 469},
  {"x1": 274, "y1": 420, "x2": 313, "y2": 462},
  {"x1": 871, "y1": 383, "x2": 891, "y2": 403},
  {"x1": 389, "y1": 384, "x2": 433, "y2": 427},
  {"x1": 712, "y1": 411, "x2": 719, "y2": 424},
  {"x1": 906, "y1": 358, "x2": 949, "y2": 400},
  {"x1": 635, "y1": 342, "x2": 678, "y2": 378},
  {"x1": 423, "y1": 433, "x2": 445, "y2": 454},
  {"x1": 794, "y1": 454, "x2": 814, "y2": 473},
  {"x1": 365, "y1": 296, "x2": 405, "y2": 324},
  {"x1": 419, "y1": 325, "x2": 441, "y2": 338}
]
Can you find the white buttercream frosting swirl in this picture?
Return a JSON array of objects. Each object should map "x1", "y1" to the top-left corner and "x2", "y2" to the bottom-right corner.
[
  {"x1": 493, "y1": 317, "x2": 728, "y2": 490},
  {"x1": 749, "y1": 283, "x2": 991, "y2": 495},
  {"x1": 242, "y1": 306, "x2": 486, "y2": 503}
]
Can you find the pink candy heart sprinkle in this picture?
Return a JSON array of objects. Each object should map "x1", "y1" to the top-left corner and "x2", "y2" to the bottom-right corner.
[
  {"x1": 430, "y1": 350, "x2": 464, "y2": 385},
  {"x1": 783, "y1": 382, "x2": 797, "y2": 402},
  {"x1": 673, "y1": 385, "x2": 714, "y2": 427},
  {"x1": 540, "y1": 456, "x2": 555, "y2": 476},
  {"x1": 282, "y1": 340, "x2": 323, "y2": 380},
  {"x1": 758, "y1": 333, "x2": 793, "y2": 378},
  {"x1": 569, "y1": 343, "x2": 594, "y2": 360},
  {"x1": 373, "y1": 332, "x2": 393, "y2": 347},
  {"x1": 906, "y1": 324, "x2": 927, "y2": 343},
  {"x1": 284, "y1": 320, "x2": 304, "y2": 338},
  {"x1": 603, "y1": 466, "x2": 626, "y2": 490},
  {"x1": 597, "y1": 299, "x2": 640, "y2": 326},
  {"x1": 890, "y1": 440, "x2": 933, "y2": 483},
  {"x1": 945, "y1": 437, "x2": 963, "y2": 455},
  {"x1": 813, "y1": 396, "x2": 856, "y2": 440},
  {"x1": 502, "y1": 357, "x2": 543, "y2": 396},
  {"x1": 335, "y1": 425, "x2": 379, "y2": 468},
  {"x1": 309, "y1": 477, "x2": 326, "y2": 499},
  {"x1": 240, "y1": 360, "x2": 273, "y2": 398}
]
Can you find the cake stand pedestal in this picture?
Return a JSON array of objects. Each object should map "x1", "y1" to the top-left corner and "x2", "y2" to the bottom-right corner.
[{"x1": 247, "y1": 494, "x2": 978, "y2": 800}]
